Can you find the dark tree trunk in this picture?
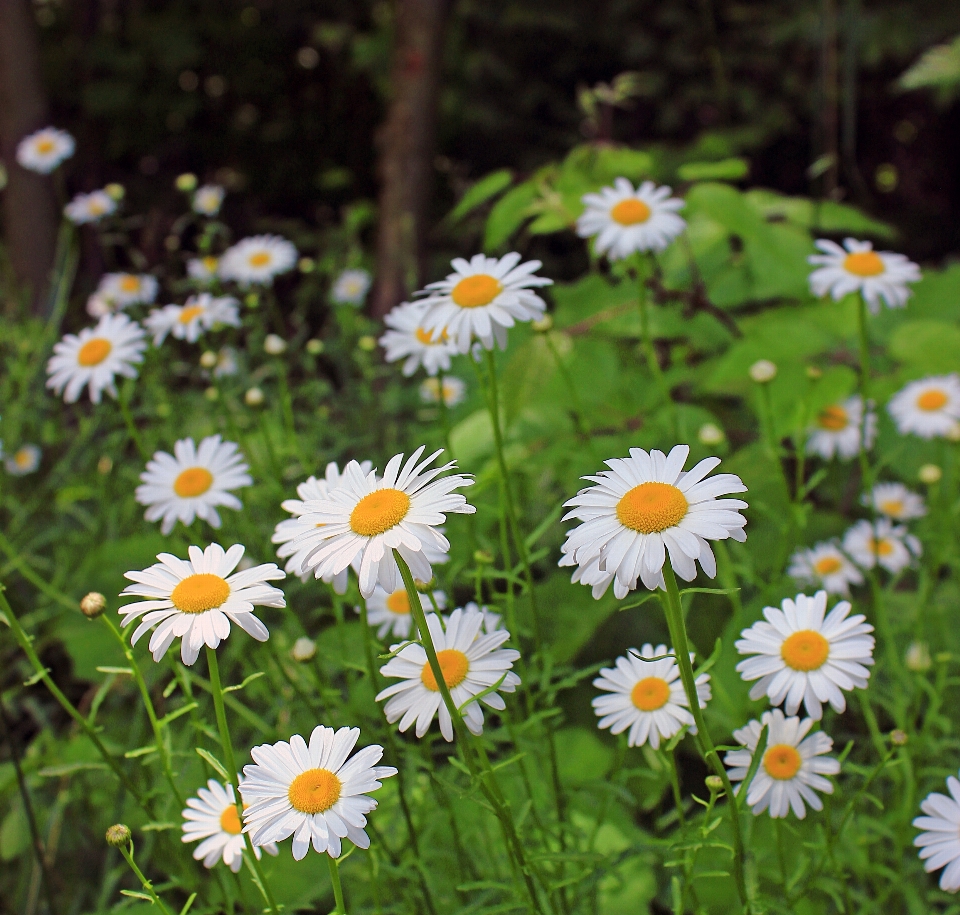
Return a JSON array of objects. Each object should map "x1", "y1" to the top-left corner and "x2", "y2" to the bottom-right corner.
[
  {"x1": 0, "y1": 0, "x2": 59, "y2": 314},
  {"x1": 371, "y1": 0, "x2": 449, "y2": 319}
]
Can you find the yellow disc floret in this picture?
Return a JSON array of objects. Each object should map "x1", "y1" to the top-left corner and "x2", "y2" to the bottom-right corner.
[
  {"x1": 386, "y1": 589, "x2": 411, "y2": 615},
  {"x1": 451, "y1": 274, "x2": 502, "y2": 308},
  {"x1": 120, "y1": 275, "x2": 141, "y2": 293},
  {"x1": 763, "y1": 744, "x2": 803, "y2": 780},
  {"x1": 219, "y1": 805, "x2": 243, "y2": 835},
  {"x1": 814, "y1": 556, "x2": 843, "y2": 576},
  {"x1": 350, "y1": 489, "x2": 411, "y2": 536},
  {"x1": 287, "y1": 768, "x2": 342, "y2": 814},
  {"x1": 816, "y1": 405, "x2": 848, "y2": 431},
  {"x1": 170, "y1": 573, "x2": 230, "y2": 614},
  {"x1": 77, "y1": 338, "x2": 112, "y2": 367},
  {"x1": 421, "y1": 649, "x2": 470, "y2": 691},
  {"x1": 248, "y1": 252, "x2": 272, "y2": 268},
  {"x1": 179, "y1": 304, "x2": 205, "y2": 324},
  {"x1": 843, "y1": 251, "x2": 885, "y2": 277},
  {"x1": 616, "y1": 482, "x2": 688, "y2": 534},
  {"x1": 174, "y1": 467, "x2": 214, "y2": 498},
  {"x1": 610, "y1": 198, "x2": 652, "y2": 226},
  {"x1": 917, "y1": 390, "x2": 948, "y2": 412},
  {"x1": 781, "y1": 630, "x2": 830, "y2": 672},
  {"x1": 630, "y1": 676, "x2": 671, "y2": 711}
]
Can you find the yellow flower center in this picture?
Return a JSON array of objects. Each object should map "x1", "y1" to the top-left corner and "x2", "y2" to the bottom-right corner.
[
  {"x1": 610, "y1": 198, "x2": 652, "y2": 226},
  {"x1": 879, "y1": 499, "x2": 903, "y2": 517},
  {"x1": 89, "y1": 199, "x2": 107, "y2": 215},
  {"x1": 917, "y1": 390, "x2": 948, "y2": 412},
  {"x1": 248, "y1": 252, "x2": 272, "y2": 268},
  {"x1": 630, "y1": 676, "x2": 671, "y2": 711},
  {"x1": 780, "y1": 630, "x2": 830, "y2": 671},
  {"x1": 616, "y1": 482, "x2": 688, "y2": 534},
  {"x1": 219, "y1": 804, "x2": 244, "y2": 835},
  {"x1": 77, "y1": 338, "x2": 112, "y2": 367},
  {"x1": 816, "y1": 405, "x2": 848, "y2": 431},
  {"x1": 813, "y1": 556, "x2": 843, "y2": 576},
  {"x1": 763, "y1": 744, "x2": 802, "y2": 780},
  {"x1": 349, "y1": 488, "x2": 411, "y2": 536},
  {"x1": 203, "y1": 256, "x2": 219, "y2": 271},
  {"x1": 421, "y1": 649, "x2": 470, "y2": 691},
  {"x1": 119, "y1": 275, "x2": 141, "y2": 293},
  {"x1": 843, "y1": 251, "x2": 885, "y2": 277},
  {"x1": 385, "y1": 589, "x2": 411, "y2": 615},
  {"x1": 870, "y1": 537, "x2": 895, "y2": 557},
  {"x1": 179, "y1": 304, "x2": 206, "y2": 324},
  {"x1": 288, "y1": 768, "x2": 342, "y2": 814},
  {"x1": 415, "y1": 327, "x2": 448, "y2": 345},
  {"x1": 14, "y1": 450, "x2": 33, "y2": 468},
  {"x1": 170, "y1": 573, "x2": 230, "y2": 614},
  {"x1": 36, "y1": 139, "x2": 56, "y2": 154},
  {"x1": 451, "y1": 274, "x2": 502, "y2": 308},
  {"x1": 174, "y1": 467, "x2": 214, "y2": 497}
]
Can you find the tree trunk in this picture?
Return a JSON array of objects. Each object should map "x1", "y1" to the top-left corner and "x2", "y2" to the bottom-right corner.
[
  {"x1": 0, "y1": 0, "x2": 59, "y2": 314},
  {"x1": 371, "y1": 0, "x2": 449, "y2": 319}
]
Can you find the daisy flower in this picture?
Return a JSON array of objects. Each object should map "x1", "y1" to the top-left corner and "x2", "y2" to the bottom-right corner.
[
  {"x1": 16, "y1": 127, "x2": 75, "y2": 174},
  {"x1": 292, "y1": 447, "x2": 475, "y2": 599},
  {"x1": 725, "y1": 709, "x2": 840, "y2": 819},
  {"x1": 241, "y1": 725, "x2": 397, "y2": 860},
  {"x1": 808, "y1": 238, "x2": 921, "y2": 313},
  {"x1": 218, "y1": 235, "x2": 297, "y2": 286},
  {"x1": 144, "y1": 294, "x2": 241, "y2": 345},
  {"x1": 331, "y1": 268, "x2": 372, "y2": 305},
  {"x1": 181, "y1": 779, "x2": 277, "y2": 872},
  {"x1": 95, "y1": 273, "x2": 159, "y2": 310},
  {"x1": 64, "y1": 190, "x2": 116, "y2": 225},
  {"x1": 735, "y1": 590, "x2": 874, "y2": 720},
  {"x1": 380, "y1": 301, "x2": 456, "y2": 377},
  {"x1": 136, "y1": 435, "x2": 252, "y2": 535},
  {"x1": 787, "y1": 542, "x2": 863, "y2": 596},
  {"x1": 364, "y1": 585, "x2": 447, "y2": 640},
  {"x1": 806, "y1": 395, "x2": 876, "y2": 460},
  {"x1": 376, "y1": 608, "x2": 520, "y2": 741},
  {"x1": 419, "y1": 376, "x2": 466, "y2": 407},
  {"x1": 560, "y1": 444, "x2": 748, "y2": 597},
  {"x1": 577, "y1": 178, "x2": 686, "y2": 259},
  {"x1": 4, "y1": 444, "x2": 41, "y2": 476},
  {"x1": 888, "y1": 374, "x2": 960, "y2": 439},
  {"x1": 193, "y1": 184, "x2": 225, "y2": 217},
  {"x1": 417, "y1": 253, "x2": 552, "y2": 353},
  {"x1": 862, "y1": 482, "x2": 926, "y2": 521},
  {"x1": 188, "y1": 256, "x2": 221, "y2": 285},
  {"x1": 119, "y1": 543, "x2": 285, "y2": 665},
  {"x1": 842, "y1": 518, "x2": 921, "y2": 575},
  {"x1": 272, "y1": 462, "x2": 372, "y2": 590},
  {"x1": 46, "y1": 313, "x2": 147, "y2": 404},
  {"x1": 592, "y1": 643, "x2": 710, "y2": 749},
  {"x1": 914, "y1": 773, "x2": 960, "y2": 892}
]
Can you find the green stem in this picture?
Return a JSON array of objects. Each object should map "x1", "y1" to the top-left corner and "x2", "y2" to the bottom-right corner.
[
  {"x1": 328, "y1": 854, "x2": 347, "y2": 914},
  {"x1": 118, "y1": 384, "x2": 149, "y2": 462},
  {"x1": 543, "y1": 331, "x2": 599, "y2": 462},
  {"x1": 658, "y1": 564, "x2": 751, "y2": 913},
  {"x1": 855, "y1": 295, "x2": 873, "y2": 490},
  {"x1": 635, "y1": 255, "x2": 677, "y2": 436},
  {"x1": 118, "y1": 842, "x2": 177, "y2": 915},
  {"x1": 205, "y1": 647, "x2": 280, "y2": 915}
]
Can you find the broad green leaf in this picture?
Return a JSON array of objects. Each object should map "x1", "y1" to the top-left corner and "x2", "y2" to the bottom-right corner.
[
  {"x1": 449, "y1": 169, "x2": 513, "y2": 223},
  {"x1": 889, "y1": 320, "x2": 960, "y2": 374},
  {"x1": 678, "y1": 158, "x2": 749, "y2": 182},
  {"x1": 484, "y1": 180, "x2": 538, "y2": 250}
]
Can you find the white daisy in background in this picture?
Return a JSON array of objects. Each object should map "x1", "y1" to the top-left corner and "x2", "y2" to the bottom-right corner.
[
  {"x1": 725, "y1": 709, "x2": 839, "y2": 819},
  {"x1": 214, "y1": 347, "x2": 238, "y2": 378},
  {"x1": 64, "y1": 190, "x2": 116, "y2": 225},
  {"x1": 808, "y1": 238, "x2": 921, "y2": 313},
  {"x1": 136, "y1": 435, "x2": 252, "y2": 535},
  {"x1": 787, "y1": 542, "x2": 863, "y2": 596},
  {"x1": 16, "y1": 127, "x2": 75, "y2": 174},
  {"x1": 188, "y1": 256, "x2": 221, "y2": 285},
  {"x1": 376, "y1": 608, "x2": 520, "y2": 741},
  {"x1": 735, "y1": 590, "x2": 874, "y2": 720},
  {"x1": 577, "y1": 178, "x2": 686, "y2": 259},
  {"x1": 888, "y1": 374, "x2": 960, "y2": 439},
  {"x1": 592, "y1": 643, "x2": 710, "y2": 749},
  {"x1": 364, "y1": 585, "x2": 447, "y2": 640},
  {"x1": 331, "y1": 268, "x2": 372, "y2": 305},
  {"x1": 193, "y1": 184, "x2": 225, "y2": 217},
  {"x1": 379, "y1": 301, "x2": 456, "y2": 377},
  {"x1": 842, "y1": 518, "x2": 921, "y2": 575},
  {"x1": 95, "y1": 273, "x2": 159, "y2": 310},
  {"x1": 806, "y1": 395, "x2": 876, "y2": 460},
  {"x1": 181, "y1": 779, "x2": 277, "y2": 872},
  {"x1": 218, "y1": 235, "x2": 297, "y2": 286},
  {"x1": 914, "y1": 773, "x2": 960, "y2": 892},
  {"x1": 417, "y1": 253, "x2": 552, "y2": 353},
  {"x1": 46, "y1": 313, "x2": 147, "y2": 404},
  {"x1": 292, "y1": 447, "x2": 475, "y2": 599},
  {"x1": 144, "y1": 294, "x2": 241, "y2": 346},
  {"x1": 241, "y1": 725, "x2": 397, "y2": 860},
  {"x1": 272, "y1": 462, "x2": 372, "y2": 591},
  {"x1": 419, "y1": 376, "x2": 466, "y2": 407},
  {"x1": 560, "y1": 444, "x2": 748, "y2": 597},
  {"x1": 85, "y1": 293, "x2": 113, "y2": 318},
  {"x1": 444, "y1": 602, "x2": 503, "y2": 636},
  {"x1": 119, "y1": 543, "x2": 285, "y2": 665},
  {"x1": 862, "y1": 482, "x2": 927, "y2": 521},
  {"x1": 4, "y1": 444, "x2": 42, "y2": 476}
]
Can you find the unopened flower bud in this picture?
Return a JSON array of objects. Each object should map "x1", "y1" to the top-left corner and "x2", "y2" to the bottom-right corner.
[
  {"x1": 245, "y1": 387, "x2": 264, "y2": 407},
  {"x1": 698, "y1": 422, "x2": 725, "y2": 446},
  {"x1": 905, "y1": 641, "x2": 931, "y2": 673},
  {"x1": 531, "y1": 315, "x2": 553, "y2": 333},
  {"x1": 244, "y1": 293, "x2": 260, "y2": 308},
  {"x1": 291, "y1": 637, "x2": 316, "y2": 662},
  {"x1": 306, "y1": 338, "x2": 324, "y2": 355},
  {"x1": 749, "y1": 359, "x2": 777, "y2": 384},
  {"x1": 414, "y1": 577, "x2": 436, "y2": 593},
  {"x1": 97, "y1": 455, "x2": 113, "y2": 475},
  {"x1": 358, "y1": 335, "x2": 376, "y2": 352},
  {"x1": 806, "y1": 365, "x2": 823, "y2": 380},
  {"x1": 298, "y1": 257, "x2": 315, "y2": 273},
  {"x1": 705, "y1": 775, "x2": 724, "y2": 793},
  {"x1": 80, "y1": 592, "x2": 106, "y2": 619},
  {"x1": 200, "y1": 350, "x2": 218, "y2": 369},
  {"x1": 105, "y1": 824, "x2": 131, "y2": 847},
  {"x1": 264, "y1": 334, "x2": 287, "y2": 355},
  {"x1": 104, "y1": 183, "x2": 125, "y2": 201},
  {"x1": 890, "y1": 729, "x2": 908, "y2": 747},
  {"x1": 204, "y1": 386, "x2": 219, "y2": 401},
  {"x1": 175, "y1": 172, "x2": 198, "y2": 192},
  {"x1": 473, "y1": 549, "x2": 494, "y2": 565},
  {"x1": 918, "y1": 464, "x2": 942, "y2": 485}
]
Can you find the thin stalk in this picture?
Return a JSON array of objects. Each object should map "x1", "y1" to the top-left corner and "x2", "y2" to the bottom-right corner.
[
  {"x1": 542, "y1": 331, "x2": 599, "y2": 463},
  {"x1": 658, "y1": 564, "x2": 751, "y2": 913},
  {"x1": 205, "y1": 647, "x2": 280, "y2": 915},
  {"x1": 117, "y1": 384, "x2": 149, "y2": 462},
  {"x1": 327, "y1": 854, "x2": 347, "y2": 915},
  {"x1": 663, "y1": 748, "x2": 686, "y2": 827},
  {"x1": 117, "y1": 841, "x2": 177, "y2": 915},
  {"x1": 855, "y1": 295, "x2": 874, "y2": 490},
  {"x1": 634, "y1": 255, "x2": 677, "y2": 437}
]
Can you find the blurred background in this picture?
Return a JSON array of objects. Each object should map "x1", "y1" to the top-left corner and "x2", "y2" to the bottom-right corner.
[{"x1": 1, "y1": 0, "x2": 959, "y2": 317}]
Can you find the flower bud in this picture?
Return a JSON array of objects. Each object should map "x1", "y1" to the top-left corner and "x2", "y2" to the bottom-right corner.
[
  {"x1": 264, "y1": 334, "x2": 287, "y2": 355},
  {"x1": 749, "y1": 359, "x2": 777, "y2": 384},
  {"x1": 306, "y1": 338, "x2": 324, "y2": 355},
  {"x1": 298, "y1": 257, "x2": 315, "y2": 273},
  {"x1": 175, "y1": 173, "x2": 198, "y2": 192},
  {"x1": 698, "y1": 422, "x2": 725, "y2": 446},
  {"x1": 531, "y1": 315, "x2": 553, "y2": 333},
  {"x1": 97, "y1": 455, "x2": 113, "y2": 475},
  {"x1": 244, "y1": 387, "x2": 264, "y2": 407},
  {"x1": 705, "y1": 775, "x2": 724, "y2": 793},
  {"x1": 204, "y1": 386, "x2": 219, "y2": 401},
  {"x1": 918, "y1": 464, "x2": 942, "y2": 485},
  {"x1": 358, "y1": 335, "x2": 376, "y2": 352},
  {"x1": 905, "y1": 641, "x2": 931, "y2": 673},
  {"x1": 291, "y1": 637, "x2": 316, "y2": 662},
  {"x1": 80, "y1": 592, "x2": 106, "y2": 619},
  {"x1": 244, "y1": 293, "x2": 260, "y2": 309},
  {"x1": 105, "y1": 824, "x2": 131, "y2": 847},
  {"x1": 104, "y1": 183, "x2": 125, "y2": 201},
  {"x1": 200, "y1": 350, "x2": 218, "y2": 369},
  {"x1": 890, "y1": 729, "x2": 908, "y2": 747},
  {"x1": 473, "y1": 549, "x2": 494, "y2": 565},
  {"x1": 806, "y1": 365, "x2": 823, "y2": 380}
]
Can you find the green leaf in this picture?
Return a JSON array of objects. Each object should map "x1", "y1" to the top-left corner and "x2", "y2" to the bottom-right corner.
[
  {"x1": 120, "y1": 890, "x2": 156, "y2": 902},
  {"x1": 678, "y1": 158, "x2": 749, "y2": 182},
  {"x1": 124, "y1": 745, "x2": 159, "y2": 759},
  {"x1": 888, "y1": 320, "x2": 960, "y2": 374},
  {"x1": 484, "y1": 181, "x2": 538, "y2": 250},
  {"x1": 0, "y1": 802, "x2": 29, "y2": 861},
  {"x1": 196, "y1": 748, "x2": 229, "y2": 780},
  {"x1": 899, "y1": 34, "x2": 960, "y2": 95},
  {"x1": 156, "y1": 702, "x2": 198, "y2": 729},
  {"x1": 178, "y1": 892, "x2": 198, "y2": 915},
  {"x1": 95, "y1": 666, "x2": 133, "y2": 675},
  {"x1": 223, "y1": 671, "x2": 265, "y2": 694},
  {"x1": 449, "y1": 169, "x2": 513, "y2": 223}
]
